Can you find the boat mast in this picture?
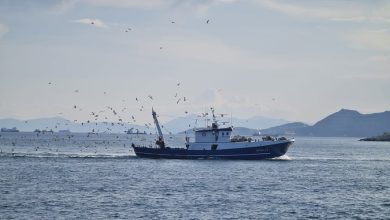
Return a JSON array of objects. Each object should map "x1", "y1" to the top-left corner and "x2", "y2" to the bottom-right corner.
[{"x1": 152, "y1": 108, "x2": 165, "y2": 148}]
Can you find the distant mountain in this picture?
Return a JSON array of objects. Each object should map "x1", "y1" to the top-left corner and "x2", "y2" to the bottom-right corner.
[
  {"x1": 231, "y1": 116, "x2": 289, "y2": 130},
  {"x1": 163, "y1": 114, "x2": 199, "y2": 134},
  {"x1": 260, "y1": 122, "x2": 309, "y2": 135},
  {"x1": 164, "y1": 115, "x2": 289, "y2": 134},
  {"x1": 0, "y1": 117, "x2": 152, "y2": 133},
  {"x1": 177, "y1": 109, "x2": 390, "y2": 137},
  {"x1": 296, "y1": 109, "x2": 390, "y2": 137}
]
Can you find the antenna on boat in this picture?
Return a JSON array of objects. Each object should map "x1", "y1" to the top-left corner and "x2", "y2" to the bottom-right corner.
[
  {"x1": 152, "y1": 108, "x2": 165, "y2": 148},
  {"x1": 210, "y1": 107, "x2": 218, "y2": 129}
]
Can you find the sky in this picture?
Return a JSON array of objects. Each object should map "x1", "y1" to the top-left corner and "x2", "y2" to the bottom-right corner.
[{"x1": 0, "y1": 0, "x2": 389, "y2": 125}]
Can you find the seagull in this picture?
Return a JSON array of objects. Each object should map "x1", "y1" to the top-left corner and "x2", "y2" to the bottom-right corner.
[
  {"x1": 183, "y1": 97, "x2": 187, "y2": 102},
  {"x1": 171, "y1": 21, "x2": 175, "y2": 24},
  {"x1": 160, "y1": 47, "x2": 163, "y2": 50},
  {"x1": 177, "y1": 82, "x2": 180, "y2": 86},
  {"x1": 206, "y1": 19, "x2": 210, "y2": 24},
  {"x1": 177, "y1": 98, "x2": 181, "y2": 104},
  {"x1": 136, "y1": 98, "x2": 138, "y2": 102},
  {"x1": 74, "y1": 89, "x2": 79, "y2": 93},
  {"x1": 73, "y1": 105, "x2": 77, "y2": 109},
  {"x1": 48, "y1": 82, "x2": 52, "y2": 85},
  {"x1": 148, "y1": 95, "x2": 153, "y2": 100},
  {"x1": 91, "y1": 21, "x2": 95, "y2": 25}
]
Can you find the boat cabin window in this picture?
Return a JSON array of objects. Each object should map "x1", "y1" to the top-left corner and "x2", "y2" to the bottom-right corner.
[
  {"x1": 222, "y1": 132, "x2": 225, "y2": 136},
  {"x1": 211, "y1": 144, "x2": 218, "y2": 150}
]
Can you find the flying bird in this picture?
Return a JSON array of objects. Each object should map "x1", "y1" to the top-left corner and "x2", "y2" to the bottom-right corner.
[{"x1": 206, "y1": 19, "x2": 210, "y2": 24}]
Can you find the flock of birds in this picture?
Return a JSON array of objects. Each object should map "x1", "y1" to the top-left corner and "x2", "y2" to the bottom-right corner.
[
  {"x1": 0, "y1": 80, "x2": 195, "y2": 155},
  {"x1": 0, "y1": 17, "x2": 280, "y2": 156},
  {"x1": 44, "y1": 81, "x2": 193, "y2": 134},
  {"x1": 0, "y1": 132, "x2": 145, "y2": 156}
]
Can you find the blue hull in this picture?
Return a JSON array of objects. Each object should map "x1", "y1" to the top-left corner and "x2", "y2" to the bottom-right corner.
[{"x1": 132, "y1": 141, "x2": 292, "y2": 160}]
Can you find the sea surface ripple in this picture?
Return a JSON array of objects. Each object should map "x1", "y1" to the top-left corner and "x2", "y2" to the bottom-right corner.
[{"x1": 1, "y1": 133, "x2": 389, "y2": 219}]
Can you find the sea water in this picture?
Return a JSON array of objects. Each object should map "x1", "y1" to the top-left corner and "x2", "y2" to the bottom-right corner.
[{"x1": 0, "y1": 132, "x2": 389, "y2": 219}]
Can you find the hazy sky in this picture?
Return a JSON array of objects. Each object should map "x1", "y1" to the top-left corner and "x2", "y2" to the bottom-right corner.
[{"x1": 0, "y1": 0, "x2": 389, "y2": 125}]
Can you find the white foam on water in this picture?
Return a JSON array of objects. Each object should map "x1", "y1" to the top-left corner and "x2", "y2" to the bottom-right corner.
[{"x1": 271, "y1": 155, "x2": 292, "y2": 161}]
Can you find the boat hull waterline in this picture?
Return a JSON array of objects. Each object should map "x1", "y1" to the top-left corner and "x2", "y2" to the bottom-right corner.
[{"x1": 132, "y1": 141, "x2": 293, "y2": 160}]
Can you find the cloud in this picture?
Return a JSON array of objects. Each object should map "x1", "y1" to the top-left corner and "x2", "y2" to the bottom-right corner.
[
  {"x1": 0, "y1": 23, "x2": 9, "y2": 38},
  {"x1": 170, "y1": 0, "x2": 237, "y2": 14},
  {"x1": 73, "y1": 18, "x2": 108, "y2": 28},
  {"x1": 346, "y1": 29, "x2": 390, "y2": 51},
  {"x1": 82, "y1": 0, "x2": 165, "y2": 8},
  {"x1": 192, "y1": 89, "x2": 253, "y2": 112},
  {"x1": 50, "y1": 0, "x2": 78, "y2": 13},
  {"x1": 368, "y1": 55, "x2": 390, "y2": 62},
  {"x1": 254, "y1": 0, "x2": 390, "y2": 23},
  {"x1": 53, "y1": 0, "x2": 237, "y2": 13}
]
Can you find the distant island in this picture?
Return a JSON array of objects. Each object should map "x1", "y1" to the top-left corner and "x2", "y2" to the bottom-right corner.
[
  {"x1": 258, "y1": 109, "x2": 390, "y2": 137},
  {"x1": 295, "y1": 109, "x2": 390, "y2": 137},
  {"x1": 226, "y1": 109, "x2": 390, "y2": 138},
  {"x1": 1, "y1": 127, "x2": 19, "y2": 132},
  {"x1": 359, "y1": 132, "x2": 390, "y2": 142}
]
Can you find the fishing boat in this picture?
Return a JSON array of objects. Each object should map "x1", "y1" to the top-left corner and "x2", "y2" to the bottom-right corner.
[{"x1": 132, "y1": 108, "x2": 294, "y2": 160}]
